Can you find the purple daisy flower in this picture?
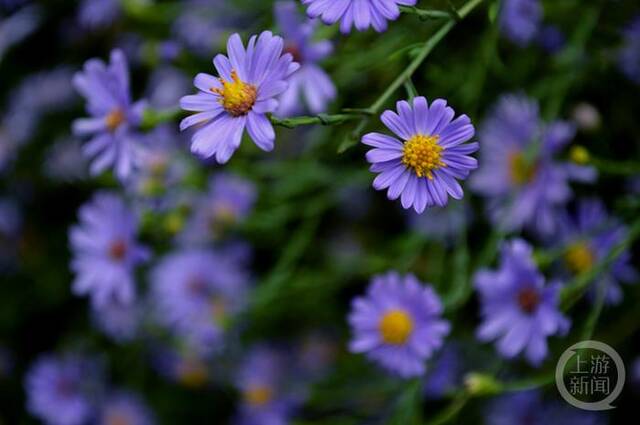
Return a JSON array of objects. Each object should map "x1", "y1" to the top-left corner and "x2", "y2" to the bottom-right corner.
[
  {"x1": 470, "y1": 94, "x2": 595, "y2": 237},
  {"x1": 302, "y1": 0, "x2": 417, "y2": 33},
  {"x1": 72, "y1": 49, "x2": 147, "y2": 182},
  {"x1": 362, "y1": 97, "x2": 478, "y2": 213},
  {"x1": 348, "y1": 271, "x2": 450, "y2": 378},
  {"x1": 274, "y1": 1, "x2": 336, "y2": 116},
  {"x1": 98, "y1": 392, "x2": 155, "y2": 425},
  {"x1": 499, "y1": 0, "x2": 542, "y2": 46},
  {"x1": 618, "y1": 16, "x2": 640, "y2": 85},
  {"x1": 151, "y1": 248, "x2": 249, "y2": 355},
  {"x1": 475, "y1": 239, "x2": 570, "y2": 365},
  {"x1": 69, "y1": 192, "x2": 150, "y2": 307},
  {"x1": 25, "y1": 354, "x2": 103, "y2": 425},
  {"x1": 556, "y1": 199, "x2": 638, "y2": 305},
  {"x1": 180, "y1": 31, "x2": 300, "y2": 164}
]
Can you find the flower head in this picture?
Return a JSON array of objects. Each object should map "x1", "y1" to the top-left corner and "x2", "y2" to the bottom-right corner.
[
  {"x1": 25, "y1": 354, "x2": 103, "y2": 425},
  {"x1": 475, "y1": 239, "x2": 570, "y2": 365},
  {"x1": 499, "y1": 0, "x2": 542, "y2": 46},
  {"x1": 98, "y1": 392, "x2": 155, "y2": 425},
  {"x1": 302, "y1": 0, "x2": 417, "y2": 33},
  {"x1": 362, "y1": 97, "x2": 478, "y2": 213},
  {"x1": 72, "y1": 49, "x2": 147, "y2": 182},
  {"x1": 69, "y1": 192, "x2": 150, "y2": 307},
  {"x1": 180, "y1": 31, "x2": 299, "y2": 164},
  {"x1": 349, "y1": 272, "x2": 450, "y2": 377}
]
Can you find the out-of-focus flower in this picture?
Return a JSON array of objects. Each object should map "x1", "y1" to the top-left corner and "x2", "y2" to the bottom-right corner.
[
  {"x1": 470, "y1": 94, "x2": 595, "y2": 237},
  {"x1": 72, "y1": 49, "x2": 147, "y2": 182},
  {"x1": 296, "y1": 333, "x2": 338, "y2": 381},
  {"x1": 536, "y1": 25, "x2": 565, "y2": 54},
  {"x1": 618, "y1": 16, "x2": 640, "y2": 85},
  {"x1": 98, "y1": 392, "x2": 155, "y2": 425},
  {"x1": 302, "y1": 0, "x2": 417, "y2": 33},
  {"x1": 235, "y1": 346, "x2": 299, "y2": 425},
  {"x1": 180, "y1": 173, "x2": 256, "y2": 245},
  {"x1": 152, "y1": 249, "x2": 249, "y2": 355},
  {"x1": 362, "y1": 97, "x2": 478, "y2": 213},
  {"x1": 43, "y1": 137, "x2": 89, "y2": 182},
  {"x1": 274, "y1": 1, "x2": 335, "y2": 116},
  {"x1": 91, "y1": 298, "x2": 141, "y2": 343},
  {"x1": 77, "y1": 0, "x2": 121, "y2": 29},
  {"x1": 180, "y1": 31, "x2": 299, "y2": 163},
  {"x1": 146, "y1": 66, "x2": 190, "y2": 110},
  {"x1": 0, "y1": 5, "x2": 41, "y2": 61},
  {"x1": 423, "y1": 344, "x2": 463, "y2": 398},
  {"x1": 25, "y1": 354, "x2": 103, "y2": 425},
  {"x1": 499, "y1": 0, "x2": 542, "y2": 46},
  {"x1": 475, "y1": 239, "x2": 570, "y2": 365},
  {"x1": 555, "y1": 199, "x2": 638, "y2": 305},
  {"x1": 152, "y1": 346, "x2": 211, "y2": 388},
  {"x1": 571, "y1": 102, "x2": 601, "y2": 132},
  {"x1": 69, "y1": 192, "x2": 150, "y2": 307},
  {"x1": 407, "y1": 201, "x2": 469, "y2": 243},
  {"x1": 348, "y1": 271, "x2": 450, "y2": 378}
]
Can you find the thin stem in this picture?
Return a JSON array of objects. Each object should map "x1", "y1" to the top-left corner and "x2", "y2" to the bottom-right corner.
[
  {"x1": 269, "y1": 112, "x2": 370, "y2": 129},
  {"x1": 591, "y1": 156, "x2": 640, "y2": 176},
  {"x1": 399, "y1": 6, "x2": 453, "y2": 21}
]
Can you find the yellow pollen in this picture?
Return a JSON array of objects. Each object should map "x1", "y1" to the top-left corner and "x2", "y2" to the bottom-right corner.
[
  {"x1": 564, "y1": 242, "x2": 595, "y2": 275},
  {"x1": 244, "y1": 385, "x2": 273, "y2": 406},
  {"x1": 402, "y1": 134, "x2": 445, "y2": 179},
  {"x1": 379, "y1": 309, "x2": 414, "y2": 345},
  {"x1": 509, "y1": 151, "x2": 538, "y2": 185},
  {"x1": 569, "y1": 145, "x2": 590, "y2": 165},
  {"x1": 105, "y1": 108, "x2": 125, "y2": 132},
  {"x1": 212, "y1": 70, "x2": 257, "y2": 117}
]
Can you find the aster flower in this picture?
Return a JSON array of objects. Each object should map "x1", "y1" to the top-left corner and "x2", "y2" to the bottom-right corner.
[
  {"x1": 499, "y1": 0, "x2": 542, "y2": 46},
  {"x1": 72, "y1": 49, "x2": 147, "y2": 182},
  {"x1": 274, "y1": 1, "x2": 336, "y2": 116},
  {"x1": 151, "y1": 248, "x2": 249, "y2": 354},
  {"x1": 618, "y1": 16, "x2": 640, "y2": 85},
  {"x1": 69, "y1": 192, "x2": 150, "y2": 307},
  {"x1": 302, "y1": 0, "x2": 417, "y2": 33},
  {"x1": 180, "y1": 31, "x2": 299, "y2": 163},
  {"x1": 77, "y1": 0, "x2": 121, "y2": 29},
  {"x1": 475, "y1": 239, "x2": 570, "y2": 365},
  {"x1": 98, "y1": 392, "x2": 155, "y2": 425},
  {"x1": 25, "y1": 354, "x2": 103, "y2": 425},
  {"x1": 470, "y1": 94, "x2": 595, "y2": 237},
  {"x1": 556, "y1": 199, "x2": 637, "y2": 305},
  {"x1": 0, "y1": 5, "x2": 41, "y2": 60},
  {"x1": 348, "y1": 271, "x2": 450, "y2": 378},
  {"x1": 362, "y1": 97, "x2": 478, "y2": 213}
]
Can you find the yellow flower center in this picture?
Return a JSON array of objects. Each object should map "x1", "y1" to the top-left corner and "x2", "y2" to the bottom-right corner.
[
  {"x1": 378, "y1": 309, "x2": 414, "y2": 345},
  {"x1": 244, "y1": 385, "x2": 273, "y2": 406},
  {"x1": 211, "y1": 70, "x2": 257, "y2": 117},
  {"x1": 509, "y1": 151, "x2": 538, "y2": 185},
  {"x1": 564, "y1": 242, "x2": 595, "y2": 275},
  {"x1": 569, "y1": 145, "x2": 590, "y2": 165},
  {"x1": 402, "y1": 134, "x2": 445, "y2": 179},
  {"x1": 105, "y1": 108, "x2": 125, "y2": 132}
]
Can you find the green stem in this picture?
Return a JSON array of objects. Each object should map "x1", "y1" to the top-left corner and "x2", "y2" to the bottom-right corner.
[
  {"x1": 399, "y1": 6, "x2": 454, "y2": 21},
  {"x1": 269, "y1": 112, "x2": 370, "y2": 129},
  {"x1": 591, "y1": 157, "x2": 640, "y2": 176}
]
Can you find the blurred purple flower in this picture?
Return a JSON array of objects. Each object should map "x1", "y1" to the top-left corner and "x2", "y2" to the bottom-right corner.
[
  {"x1": 91, "y1": 297, "x2": 141, "y2": 343},
  {"x1": 499, "y1": 0, "x2": 542, "y2": 46},
  {"x1": 556, "y1": 199, "x2": 638, "y2": 305},
  {"x1": 362, "y1": 97, "x2": 478, "y2": 213},
  {"x1": 77, "y1": 0, "x2": 121, "y2": 29},
  {"x1": 180, "y1": 32, "x2": 299, "y2": 163},
  {"x1": 0, "y1": 5, "x2": 41, "y2": 60},
  {"x1": 69, "y1": 192, "x2": 150, "y2": 307},
  {"x1": 349, "y1": 271, "x2": 450, "y2": 378},
  {"x1": 274, "y1": 1, "x2": 336, "y2": 116},
  {"x1": 475, "y1": 239, "x2": 570, "y2": 365},
  {"x1": 423, "y1": 344, "x2": 463, "y2": 398},
  {"x1": 146, "y1": 66, "x2": 190, "y2": 110},
  {"x1": 537, "y1": 25, "x2": 565, "y2": 54},
  {"x1": 43, "y1": 137, "x2": 89, "y2": 182},
  {"x1": 302, "y1": 0, "x2": 417, "y2": 33},
  {"x1": 25, "y1": 354, "x2": 103, "y2": 425},
  {"x1": 72, "y1": 49, "x2": 147, "y2": 182},
  {"x1": 618, "y1": 16, "x2": 640, "y2": 85},
  {"x1": 98, "y1": 392, "x2": 155, "y2": 425},
  {"x1": 408, "y1": 200, "x2": 470, "y2": 243},
  {"x1": 470, "y1": 94, "x2": 595, "y2": 237},
  {"x1": 151, "y1": 248, "x2": 249, "y2": 355}
]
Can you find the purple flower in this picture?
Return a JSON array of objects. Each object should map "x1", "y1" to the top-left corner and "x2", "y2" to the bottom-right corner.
[
  {"x1": 151, "y1": 249, "x2": 249, "y2": 354},
  {"x1": 470, "y1": 94, "x2": 595, "y2": 237},
  {"x1": 618, "y1": 16, "x2": 640, "y2": 85},
  {"x1": 499, "y1": 0, "x2": 542, "y2": 46},
  {"x1": 556, "y1": 199, "x2": 638, "y2": 305},
  {"x1": 180, "y1": 172, "x2": 256, "y2": 245},
  {"x1": 362, "y1": 97, "x2": 478, "y2": 213},
  {"x1": 98, "y1": 392, "x2": 155, "y2": 425},
  {"x1": 0, "y1": 5, "x2": 41, "y2": 60},
  {"x1": 423, "y1": 344, "x2": 463, "y2": 398},
  {"x1": 475, "y1": 239, "x2": 570, "y2": 365},
  {"x1": 72, "y1": 49, "x2": 147, "y2": 182},
  {"x1": 180, "y1": 31, "x2": 299, "y2": 163},
  {"x1": 151, "y1": 345, "x2": 211, "y2": 388},
  {"x1": 77, "y1": 0, "x2": 121, "y2": 29},
  {"x1": 348, "y1": 272, "x2": 450, "y2": 378},
  {"x1": 91, "y1": 297, "x2": 141, "y2": 343},
  {"x1": 302, "y1": 0, "x2": 417, "y2": 33},
  {"x1": 25, "y1": 354, "x2": 103, "y2": 425},
  {"x1": 536, "y1": 25, "x2": 565, "y2": 54},
  {"x1": 274, "y1": 1, "x2": 336, "y2": 116},
  {"x1": 44, "y1": 137, "x2": 89, "y2": 182},
  {"x1": 69, "y1": 192, "x2": 150, "y2": 307}
]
